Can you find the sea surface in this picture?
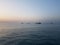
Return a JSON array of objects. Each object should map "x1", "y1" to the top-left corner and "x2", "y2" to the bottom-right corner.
[{"x1": 0, "y1": 23, "x2": 60, "y2": 45}]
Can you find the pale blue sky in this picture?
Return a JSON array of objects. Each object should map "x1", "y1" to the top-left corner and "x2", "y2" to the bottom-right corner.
[{"x1": 0, "y1": 0, "x2": 60, "y2": 23}]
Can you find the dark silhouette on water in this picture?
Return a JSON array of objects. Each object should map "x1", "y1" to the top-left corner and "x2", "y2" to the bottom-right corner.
[
  {"x1": 21, "y1": 22, "x2": 24, "y2": 24},
  {"x1": 35, "y1": 22, "x2": 42, "y2": 24},
  {"x1": 50, "y1": 22, "x2": 54, "y2": 24}
]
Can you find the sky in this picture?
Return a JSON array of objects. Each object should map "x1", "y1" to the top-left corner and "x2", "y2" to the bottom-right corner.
[{"x1": 0, "y1": 0, "x2": 60, "y2": 23}]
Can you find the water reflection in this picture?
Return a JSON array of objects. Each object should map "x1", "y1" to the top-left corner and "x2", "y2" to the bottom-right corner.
[{"x1": 0, "y1": 24, "x2": 60, "y2": 45}]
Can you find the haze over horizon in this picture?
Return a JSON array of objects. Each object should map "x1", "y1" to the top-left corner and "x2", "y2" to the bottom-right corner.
[{"x1": 0, "y1": 0, "x2": 60, "y2": 23}]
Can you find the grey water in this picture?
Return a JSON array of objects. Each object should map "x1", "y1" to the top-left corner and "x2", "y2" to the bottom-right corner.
[{"x1": 0, "y1": 23, "x2": 60, "y2": 45}]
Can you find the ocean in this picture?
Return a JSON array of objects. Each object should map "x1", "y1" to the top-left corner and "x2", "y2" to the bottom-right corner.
[{"x1": 0, "y1": 23, "x2": 60, "y2": 45}]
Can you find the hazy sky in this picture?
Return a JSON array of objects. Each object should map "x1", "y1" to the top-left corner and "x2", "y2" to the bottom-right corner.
[{"x1": 0, "y1": 0, "x2": 60, "y2": 23}]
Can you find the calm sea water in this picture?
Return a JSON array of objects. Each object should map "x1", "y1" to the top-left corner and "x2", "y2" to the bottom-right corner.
[{"x1": 0, "y1": 23, "x2": 60, "y2": 45}]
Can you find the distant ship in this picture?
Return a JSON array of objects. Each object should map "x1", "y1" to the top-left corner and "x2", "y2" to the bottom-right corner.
[
  {"x1": 21, "y1": 22, "x2": 24, "y2": 24},
  {"x1": 35, "y1": 22, "x2": 42, "y2": 24},
  {"x1": 50, "y1": 22, "x2": 53, "y2": 24}
]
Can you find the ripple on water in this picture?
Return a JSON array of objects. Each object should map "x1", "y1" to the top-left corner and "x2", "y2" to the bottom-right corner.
[{"x1": 0, "y1": 24, "x2": 60, "y2": 45}]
